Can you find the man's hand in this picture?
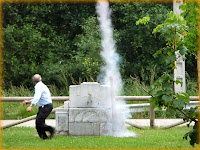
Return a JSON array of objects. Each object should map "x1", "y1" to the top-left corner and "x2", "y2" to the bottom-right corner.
[
  {"x1": 27, "y1": 105, "x2": 33, "y2": 112},
  {"x1": 22, "y1": 100, "x2": 31, "y2": 105}
]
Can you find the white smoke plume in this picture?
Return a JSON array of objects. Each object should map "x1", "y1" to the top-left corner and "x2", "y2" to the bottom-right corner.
[
  {"x1": 96, "y1": 1, "x2": 136, "y2": 137},
  {"x1": 96, "y1": 1, "x2": 122, "y2": 95}
]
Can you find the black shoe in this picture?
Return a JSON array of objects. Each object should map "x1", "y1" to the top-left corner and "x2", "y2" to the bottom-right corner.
[
  {"x1": 40, "y1": 135, "x2": 48, "y2": 140},
  {"x1": 49, "y1": 130, "x2": 55, "y2": 139},
  {"x1": 43, "y1": 136, "x2": 49, "y2": 140}
]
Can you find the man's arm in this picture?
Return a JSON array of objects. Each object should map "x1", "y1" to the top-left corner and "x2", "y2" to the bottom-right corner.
[
  {"x1": 26, "y1": 85, "x2": 42, "y2": 112},
  {"x1": 22, "y1": 100, "x2": 33, "y2": 112},
  {"x1": 27, "y1": 104, "x2": 34, "y2": 112},
  {"x1": 22, "y1": 100, "x2": 32, "y2": 105}
]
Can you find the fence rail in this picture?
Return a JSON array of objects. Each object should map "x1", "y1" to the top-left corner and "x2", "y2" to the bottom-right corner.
[
  {"x1": 1, "y1": 96, "x2": 199, "y2": 102},
  {"x1": 1, "y1": 96, "x2": 69, "y2": 102},
  {"x1": 1, "y1": 96, "x2": 199, "y2": 129}
]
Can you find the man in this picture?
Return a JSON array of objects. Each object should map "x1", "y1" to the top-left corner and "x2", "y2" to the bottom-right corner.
[{"x1": 23, "y1": 74, "x2": 55, "y2": 139}]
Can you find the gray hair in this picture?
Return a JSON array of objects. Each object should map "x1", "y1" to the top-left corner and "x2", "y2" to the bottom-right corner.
[{"x1": 32, "y1": 74, "x2": 42, "y2": 83}]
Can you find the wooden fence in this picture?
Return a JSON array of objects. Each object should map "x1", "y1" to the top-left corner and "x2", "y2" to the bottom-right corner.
[
  {"x1": 1, "y1": 96, "x2": 198, "y2": 102},
  {"x1": 1, "y1": 96, "x2": 199, "y2": 129}
]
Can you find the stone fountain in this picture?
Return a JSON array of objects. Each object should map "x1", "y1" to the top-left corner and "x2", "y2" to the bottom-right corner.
[{"x1": 55, "y1": 82, "x2": 113, "y2": 136}]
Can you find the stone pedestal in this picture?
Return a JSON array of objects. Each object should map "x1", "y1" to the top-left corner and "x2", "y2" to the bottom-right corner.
[
  {"x1": 55, "y1": 82, "x2": 113, "y2": 136},
  {"x1": 55, "y1": 103, "x2": 69, "y2": 135}
]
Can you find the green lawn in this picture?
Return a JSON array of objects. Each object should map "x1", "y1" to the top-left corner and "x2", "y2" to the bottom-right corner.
[
  {"x1": 2, "y1": 126, "x2": 198, "y2": 149},
  {"x1": 2, "y1": 101, "x2": 63, "y2": 120}
]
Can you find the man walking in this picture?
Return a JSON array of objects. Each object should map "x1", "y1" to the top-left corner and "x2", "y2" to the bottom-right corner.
[{"x1": 23, "y1": 74, "x2": 55, "y2": 139}]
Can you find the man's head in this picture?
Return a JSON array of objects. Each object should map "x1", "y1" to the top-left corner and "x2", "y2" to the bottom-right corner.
[{"x1": 32, "y1": 74, "x2": 42, "y2": 84}]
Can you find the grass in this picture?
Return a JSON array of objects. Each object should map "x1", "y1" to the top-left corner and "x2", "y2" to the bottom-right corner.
[
  {"x1": 2, "y1": 126, "x2": 198, "y2": 149},
  {"x1": 2, "y1": 101, "x2": 63, "y2": 120}
]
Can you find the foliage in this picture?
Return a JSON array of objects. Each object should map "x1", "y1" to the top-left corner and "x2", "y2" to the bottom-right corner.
[
  {"x1": 179, "y1": 1, "x2": 198, "y2": 79},
  {"x1": 180, "y1": 1, "x2": 199, "y2": 55},
  {"x1": 174, "y1": 4, "x2": 197, "y2": 75},
  {"x1": 152, "y1": 11, "x2": 188, "y2": 68},
  {"x1": 72, "y1": 16, "x2": 102, "y2": 82},
  {"x1": 136, "y1": 16, "x2": 150, "y2": 25},
  {"x1": 137, "y1": 11, "x2": 198, "y2": 147},
  {"x1": 81, "y1": 58, "x2": 100, "y2": 81},
  {"x1": 111, "y1": 3, "x2": 173, "y2": 82},
  {"x1": 2, "y1": 2, "x2": 176, "y2": 89},
  {"x1": 151, "y1": 11, "x2": 198, "y2": 147},
  {"x1": 185, "y1": 73, "x2": 198, "y2": 96},
  {"x1": 2, "y1": 85, "x2": 33, "y2": 97},
  {"x1": 3, "y1": 24, "x2": 50, "y2": 88},
  {"x1": 2, "y1": 2, "x2": 197, "y2": 99},
  {"x1": 183, "y1": 122, "x2": 199, "y2": 147},
  {"x1": 2, "y1": 2, "x2": 96, "y2": 89}
]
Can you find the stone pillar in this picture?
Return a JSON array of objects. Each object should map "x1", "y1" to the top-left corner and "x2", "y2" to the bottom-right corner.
[{"x1": 173, "y1": 0, "x2": 186, "y2": 93}]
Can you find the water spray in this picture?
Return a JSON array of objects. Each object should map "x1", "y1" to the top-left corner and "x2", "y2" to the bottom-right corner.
[{"x1": 96, "y1": 1, "x2": 136, "y2": 137}]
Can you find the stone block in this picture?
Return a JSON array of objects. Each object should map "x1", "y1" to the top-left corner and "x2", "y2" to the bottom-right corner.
[
  {"x1": 69, "y1": 108, "x2": 112, "y2": 123},
  {"x1": 56, "y1": 131, "x2": 69, "y2": 136},
  {"x1": 69, "y1": 82, "x2": 112, "y2": 108},
  {"x1": 70, "y1": 85, "x2": 81, "y2": 97},
  {"x1": 100, "y1": 123, "x2": 112, "y2": 136},
  {"x1": 69, "y1": 96, "x2": 111, "y2": 108},
  {"x1": 55, "y1": 108, "x2": 69, "y2": 132},
  {"x1": 64, "y1": 101, "x2": 69, "y2": 109},
  {"x1": 80, "y1": 82, "x2": 100, "y2": 97},
  {"x1": 69, "y1": 123, "x2": 100, "y2": 136}
]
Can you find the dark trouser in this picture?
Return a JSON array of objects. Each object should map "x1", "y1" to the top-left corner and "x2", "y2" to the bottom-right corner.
[{"x1": 36, "y1": 103, "x2": 54, "y2": 139}]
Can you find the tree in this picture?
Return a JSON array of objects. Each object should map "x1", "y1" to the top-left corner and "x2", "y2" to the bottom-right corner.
[
  {"x1": 3, "y1": 24, "x2": 50, "y2": 88},
  {"x1": 180, "y1": 1, "x2": 199, "y2": 78},
  {"x1": 3, "y1": 2, "x2": 197, "y2": 92},
  {"x1": 137, "y1": 11, "x2": 198, "y2": 147},
  {"x1": 2, "y1": 2, "x2": 96, "y2": 90},
  {"x1": 111, "y1": 2, "x2": 172, "y2": 82}
]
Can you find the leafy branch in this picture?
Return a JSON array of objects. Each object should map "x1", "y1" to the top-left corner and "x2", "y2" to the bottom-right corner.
[
  {"x1": 136, "y1": 11, "x2": 198, "y2": 147},
  {"x1": 130, "y1": 75, "x2": 155, "y2": 98}
]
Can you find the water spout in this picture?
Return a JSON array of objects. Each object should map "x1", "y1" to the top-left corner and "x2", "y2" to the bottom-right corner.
[{"x1": 96, "y1": 1, "x2": 136, "y2": 137}]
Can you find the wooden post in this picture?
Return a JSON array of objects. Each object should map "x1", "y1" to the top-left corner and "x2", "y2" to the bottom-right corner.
[{"x1": 150, "y1": 103, "x2": 155, "y2": 129}]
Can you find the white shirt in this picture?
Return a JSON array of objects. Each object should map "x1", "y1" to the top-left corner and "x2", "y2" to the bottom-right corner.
[{"x1": 31, "y1": 81, "x2": 52, "y2": 107}]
